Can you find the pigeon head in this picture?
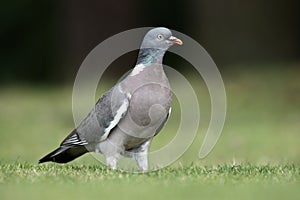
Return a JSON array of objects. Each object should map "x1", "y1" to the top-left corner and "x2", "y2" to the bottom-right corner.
[
  {"x1": 141, "y1": 27, "x2": 183, "y2": 50},
  {"x1": 137, "y1": 27, "x2": 183, "y2": 65}
]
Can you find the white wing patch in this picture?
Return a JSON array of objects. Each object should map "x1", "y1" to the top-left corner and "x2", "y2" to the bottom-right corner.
[
  {"x1": 100, "y1": 99, "x2": 129, "y2": 141},
  {"x1": 130, "y1": 64, "x2": 145, "y2": 76}
]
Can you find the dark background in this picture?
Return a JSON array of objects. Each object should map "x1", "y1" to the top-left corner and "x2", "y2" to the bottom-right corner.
[{"x1": 1, "y1": 0, "x2": 299, "y2": 83}]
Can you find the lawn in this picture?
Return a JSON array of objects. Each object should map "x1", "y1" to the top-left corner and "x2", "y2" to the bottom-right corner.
[
  {"x1": 0, "y1": 64, "x2": 300, "y2": 199},
  {"x1": 1, "y1": 163, "x2": 299, "y2": 200}
]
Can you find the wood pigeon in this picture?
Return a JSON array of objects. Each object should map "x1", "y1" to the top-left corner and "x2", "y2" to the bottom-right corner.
[{"x1": 39, "y1": 27, "x2": 183, "y2": 172}]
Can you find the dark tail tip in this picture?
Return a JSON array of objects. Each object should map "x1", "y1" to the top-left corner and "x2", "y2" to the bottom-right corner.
[{"x1": 39, "y1": 145, "x2": 88, "y2": 164}]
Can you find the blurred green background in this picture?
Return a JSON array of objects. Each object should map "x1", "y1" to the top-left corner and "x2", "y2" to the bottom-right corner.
[{"x1": 0, "y1": 1, "x2": 300, "y2": 199}]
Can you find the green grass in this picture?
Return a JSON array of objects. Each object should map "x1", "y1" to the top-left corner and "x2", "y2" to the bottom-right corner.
[
  {"x1": 1, "y1": 64, "x2": 300, "y2": 199},
  {"x1": 1, "y1": 163, "x2": 299, "y2": 200}
]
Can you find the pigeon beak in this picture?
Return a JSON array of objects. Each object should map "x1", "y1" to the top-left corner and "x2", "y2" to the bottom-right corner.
[{"x1": 168, "y1": 36, "x2": 183, "y2": 45}]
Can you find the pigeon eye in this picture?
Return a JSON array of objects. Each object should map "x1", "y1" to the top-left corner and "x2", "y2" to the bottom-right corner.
[{"x1": 157, "y1": 34, "x2": 164, "y2": 40}]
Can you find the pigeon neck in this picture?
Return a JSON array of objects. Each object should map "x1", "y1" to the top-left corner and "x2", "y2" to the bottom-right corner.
[{"x1": 136, "y1": 48, "x2": 166, "y2": 66}]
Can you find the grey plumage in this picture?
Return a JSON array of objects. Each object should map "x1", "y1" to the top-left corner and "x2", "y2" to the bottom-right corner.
[{"x1": 39, "y1": 27, "x2": 183, "y2": 171}]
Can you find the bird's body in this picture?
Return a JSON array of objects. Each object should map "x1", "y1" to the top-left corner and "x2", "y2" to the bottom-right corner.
[{"x1": 39, "y1": 27, "x2": 182, "y2": 171}]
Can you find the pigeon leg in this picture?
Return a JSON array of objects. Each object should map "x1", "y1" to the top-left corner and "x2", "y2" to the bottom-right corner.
[
  {"x1": 134, "y1": 152, "x2": 148, "y2": 172},
  {"x1": 132, "y1": 139, "x2": 152, "y2": 172},
  {"x1": 98, "y1": 140, "x2": 122, "y2": 170},
  {"x1": 106, "y1": 154, "x2": 120, "y2": 170}
]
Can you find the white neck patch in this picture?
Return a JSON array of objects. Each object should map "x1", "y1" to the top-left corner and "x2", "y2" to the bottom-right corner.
[{"x1": 130, "y1": 64, "x2": 145, "y2": 76}]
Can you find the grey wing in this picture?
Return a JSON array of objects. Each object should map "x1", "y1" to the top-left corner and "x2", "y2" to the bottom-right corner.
[{"x1": 61, "y1": 86, "x2": 130, "y2": 146}]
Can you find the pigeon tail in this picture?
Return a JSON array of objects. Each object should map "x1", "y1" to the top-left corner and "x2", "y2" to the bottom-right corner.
[{"x1": 39, "y1": 145, "x2": 88, "y2": 163}]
